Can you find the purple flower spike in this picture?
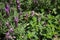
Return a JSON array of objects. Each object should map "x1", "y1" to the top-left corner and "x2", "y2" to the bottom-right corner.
[
  {"x1": 16, "y1": 0, "x2": 21, "y2": 13},
  {"x1": 6, "y1": 22, "x2": 11, "y2": 28},
  {"x1": 6, "y1": 32, "x2": 10, "y2": 36},
  {"x1": 5, "y1": 8, "x2": 10, "y2": 16},
  {"x1": 5, "y1": 3, "x2": 10, "y2": 16},
  {"x1": 14, "y1": 17, "x2": 19, "y2": 27},
  {"x1": 17, "y1": 4, "x2": 20, "y2": 8},
  {"x1": 16, "y1": 0, "x2": 20, "y2": 4},
  {"x1": 14, "y1": 17, "x2": 18, "y2": 22},
  {"x1": 17, "y1": 4, "x2": 20, "y2": 10},
  {"x1": 5, "y1": 32, "x2": 12, "y2": 39},
  {"x1": 17, "y1": 4, "x2": 20, "y2": 13},
  {"x1": 9, "y1": 28, "x2": 14, "y2": 33},
  {"x1": 5, "y1": 3, "x2": 10, "y2": 10}
]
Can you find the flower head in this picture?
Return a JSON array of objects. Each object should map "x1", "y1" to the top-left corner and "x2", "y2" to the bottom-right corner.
[
  {"x1": 5, "y1": 32, "x2": 12, "y2": 39},
  {"x1": 14, "y1": 17, "x2": 18, "y2": 22},
  {"x1": 16, "y1": 0, "x2": 20, "y2": 4},
  {"x1": 5, "y1": 3, "x2": 10, "y2": 10},
  {"x1": 9, "y1": 28, "x2": 14, "y2": 33},
  {"x1": 16, "y1": 0, "x2": 21, "y2": 13},
  {"x1": 5, "y1": 3, "x2": 10, "y2": 16},
  {"x1": 5, "y1": 8, "x2": 10, "y2": 16},
  {"x1": 6, "y1": 22, "x2": 11, "y2": 28},
  {"x1": 14, "y1": 17, "x2": 19, "y2": 27},
  {"x1": 6, "y1": 32, "x2": 10, "y2": 36}
]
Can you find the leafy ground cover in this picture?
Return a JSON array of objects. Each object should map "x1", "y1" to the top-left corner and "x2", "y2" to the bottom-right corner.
[{"x1": 0, "y1": 0, "x2": 60, "y2": 40}]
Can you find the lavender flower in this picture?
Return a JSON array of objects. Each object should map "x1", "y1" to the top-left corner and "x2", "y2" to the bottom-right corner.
[
  {"x1": 6, "y1": 32, "x2": 10, "y2": 36},
  {"x1": 5, "y1": 8, "x2": 10, "y2": 16},
  {"x1": 6, "y1": 22, "x2": 11, "y2": 28},
  {"x1": 5, "y1": 32, "x2": 12, "y2": 39},
  {"x1": 16, "y1": 0, "x2": 20, "y2": 4},
  {"x1": 5, "y1": 3, "x2": 10, "y2": 10},
  {"x1": 17, "y1": 4, "x2": 20, "y2": 8},
  {"x1": 5, "y1": 3, "x2": 10, "y2": 16},
  {"x1": 16, "y1": 0, "x2": 20, "y2": 13},
  {"x1": 14, "y1": 17, "x2": 19, "y2": 27},
  {"x1": 17, "y1": 4, "x2": 20, "y2": 12},
  {"x1": 9, "y1": 28, "x2": 14, "y2": 33}
]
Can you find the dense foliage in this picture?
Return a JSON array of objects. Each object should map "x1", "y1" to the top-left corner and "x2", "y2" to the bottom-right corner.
[{"x1": 0, "y1": 0, "x2": 60, "y2": 40}]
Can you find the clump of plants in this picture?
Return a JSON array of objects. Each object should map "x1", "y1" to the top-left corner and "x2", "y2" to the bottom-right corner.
[{"x1": 0, "y1": 0, "x2": 60, "y2": 40}]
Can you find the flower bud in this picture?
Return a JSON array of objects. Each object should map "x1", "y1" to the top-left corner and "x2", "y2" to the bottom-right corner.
[
  {"x1": 16, "y1": 0, "x2": 20, "y2": 4},
  {"x1": 5, "y1": 8, "x2": 10, "y2": 16},
  {"x1": 16, "y1": 0, "x2": 21, "y2": 13},
  {"x1": 14, "y1": 17, "x2": 19, "y2": 27},
  {"x1": 5, "y1": 3, "x2": 10, "y2": 16},
  {"x1": 5, "y1": 3, "x2": 10, "y2": 11},
  {"x1": 5, "y1": 32, "x2": 12, "y2": 39},
  {"x1": 17, "y1": 4, "x2": 20, "y2": 8},
  {"x1": 6, "y1": 22, "x2": 11, "y2": 28},
  {"x1": 17, "y1": 4, "x2": 20, "y2": 13},
  {"x1": 9, "y1": 28, "x2": 14, "y2": 33},
  {"x1": 6, "y1": 32, "x2": 10, "y2": 36}
]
